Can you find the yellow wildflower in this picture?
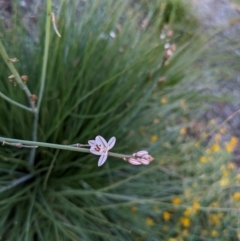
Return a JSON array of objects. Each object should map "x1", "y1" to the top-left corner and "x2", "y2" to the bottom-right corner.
[
  {"x1": 230, "y1": 136, "x2": 238, "y2": 146},
  {"x1": 145, "y1": 217, "x2": 154, "y2": 226},
  {"x1": 180, "y1": 217, "x2": 190, "y2": 227},
  {"x1": 227, "y1": 162, "x2": 235, "y2": 170},
  {"x1": 200, "y1": 156, "x2": 207, "y2": 163},
  {"x1": 226, "y1": 143, "x2": 234, "y2": 152},
  {"x1": 214, "y1": 134, "x2": 221, "y2": 142},
  {"x1": 211, "y1": 143, "x2": 220, "y2": 152},
  {"x1": 172, "y1": 197, "x2": 181, "y2": 205},
  {"x1": 131, "y1": 206, "x2": 137, "y2": 212},
  {"x1": 220, "y1": 178, "x2": 229, "y2": 187},
  {"x1": 222, "y1": 169, "x2": 230, "y2": 177},
  {"x1": 161, "y1": 97, "x2": 167, "y2": 104},
  {"x1": 236, "y1": 174, "x2": 240, "y2": 180},
  {"x1": 151, "y1": 135, "x2": 158, "y2": 143},
  {"x1": 179, "y1": 127, "x2": 186, "y2": 135},
  {"x1": 233, "y1": 192, "x2": 240, "y2": 201},
  {"x1": 225, "y1": 137, "x2": 238, "y2": 153},
  {"x1": 182, "y1": 229, "x2": 189, "y2": 236},
  {"x1": 192, "y1": 202, "x2": 200, "y2": 212},
  {"x1": 220, "y1": 128, "x2": 226, "y2": 134},
  {"x1": 163, "y1": 211, "x2": 171, "y2": 221},
  {"x1": 211, "y1": 230, "x2": 218, "y2": 237},
  {"x1": 210, "y1": 214, "x2": 220, "y2": 225}
]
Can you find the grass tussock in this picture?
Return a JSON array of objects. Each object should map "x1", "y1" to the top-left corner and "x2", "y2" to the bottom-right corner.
[{"x1": 0, "y1": 0, "x2": 239, "y2": 240}]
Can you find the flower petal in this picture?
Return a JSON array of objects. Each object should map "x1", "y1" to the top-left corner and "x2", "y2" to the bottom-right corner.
[
  {"x1": 140, "y1": 159, "x2": 150, "y2": 165},
  {"x1": 128, "y1": 158, "x2": 142, "y2": 165},
  {"x1": 134, "y1": 150, "x2": 148, "y2": 157},
  {"x1": 88, "y1": 140, "x2": 96, "y2": 146},
  {"x1": 98, "y1": 154, "x2": 108, "y2": 166},
  {"x1": 107, "y1": 137, "x2": 116, "y2": 149},
  {"x1": 90, "y1": 148, "x2": 102, "y2": 156},
  {"x1": 96, "y1": 136, "x2": 108, "y2": 147}
]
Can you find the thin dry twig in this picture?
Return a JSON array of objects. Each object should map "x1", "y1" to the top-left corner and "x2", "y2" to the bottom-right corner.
[{"x1": 51, "y1": 12, "x2": 61, "y2": 37}]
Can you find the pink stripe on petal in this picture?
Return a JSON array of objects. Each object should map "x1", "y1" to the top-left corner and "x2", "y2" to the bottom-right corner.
[
  {"x1": 96, "y1": 136, "x2": 108, "y2": 147},
  {"x1": 134, "y1": 150, "x2": 148, "y2": 157},
  {"x1": 128, "y1": 159, "x2": 141, "y2": 165},
  {"x1": 140, "y1": 159, "x2": 150, "y2": 165},
  {"x1": 108, "y1": 137, "x2": 116, "y2": 149},
  {"x1": 98, "y1": 154, "x2": 108, "y2": 166}
]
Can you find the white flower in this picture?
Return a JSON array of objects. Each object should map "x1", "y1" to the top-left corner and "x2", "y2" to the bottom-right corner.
[{"x1": 88, "y1": 136, "x2": 116, "y2": 166}]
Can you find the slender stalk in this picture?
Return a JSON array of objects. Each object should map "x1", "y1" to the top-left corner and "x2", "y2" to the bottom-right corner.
[
  {"x1": 0, "y1": 137, "x2": 133, "y2": 159},
  {"x1": 43, "y1": 150, "x2": 59, "y2": 191},
  {"x1": 29, "y1": 0, "x2": 52, "y2": 165},
  {"x1": 0, "y1": 173, "x2": 33, "y2": 193},
  {"x1": 0, "y1": 92, "x2": 33, "y2": 112},
  {"x1": 2, "y1": 141, "x2": 38, "y2": 148},
  {"x1": 0, "y1": 40, "x2": 35, "y2": 110},
  {"x1": 25, "y1": 187, "x2": 36, "y2": 241}
]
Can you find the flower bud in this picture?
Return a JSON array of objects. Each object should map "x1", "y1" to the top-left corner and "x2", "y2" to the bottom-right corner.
[
  {"x1": 133, "y1": 150, "x2": 148, "y2": 157},
  {"x1": 165, "y1": 49, "x2": 173, "y2": 57},
  {"x1": 21, "y1": 75, "x2": 28, "y2": 83},
  {"x1": 170, "y1": 44, "x2": 176, "y2": 52},
  {"x1": 124, "y1": 151, "x2": 154, "y2": 165},
  {"x1": 142, "y1": 154, "x2": 154, "y2": 163},
  {"x1": 126, "y1": 157, "x2": 142, "y2": 165},
  {"x1": 167, "y1": 30, "x2": 174, "y2": 38}
]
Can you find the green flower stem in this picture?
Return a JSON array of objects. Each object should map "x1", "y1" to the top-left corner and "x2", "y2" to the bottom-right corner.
[
  {"x1": 0, "y1": 137, "x2": 133, "y2": 159},
  {"x1": 30, "y1": 0, "x2": 52, "y2": 165},
  {"x1": 0, "y1": 92, "x2": 33, "y2": 112},
  {"x1": 0, "y1": 173, "x2": 33, "y2": 193},
  {"x1": 0, "y1": 40, "x2": 35, "y2": 110},
  {"x1": 43, "y1": 149, "x2": 59, "y2": 191}
]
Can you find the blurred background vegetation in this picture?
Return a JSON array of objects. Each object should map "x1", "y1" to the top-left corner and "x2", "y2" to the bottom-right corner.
[{"x1": 0, "y1": 0, "x2": 240, "y2": 240}]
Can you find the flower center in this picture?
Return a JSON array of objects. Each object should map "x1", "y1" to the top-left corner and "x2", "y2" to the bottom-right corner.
[{"x1": 95, "y1": 144, "x2": 108, "y2": 153}]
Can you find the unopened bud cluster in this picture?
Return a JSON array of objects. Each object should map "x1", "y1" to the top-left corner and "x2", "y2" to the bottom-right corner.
[
  {"x1": 124, "y1": 150, "x2": 154, "y2": 165},
  {"x1": 160, "y1": 25, "x2": 177, "y2": 66}
]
